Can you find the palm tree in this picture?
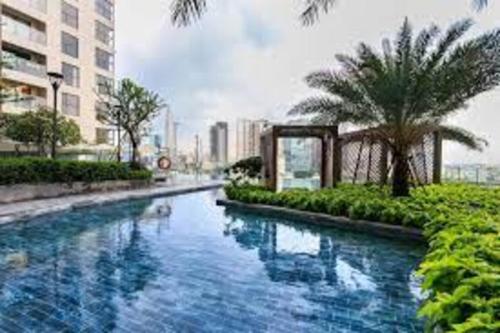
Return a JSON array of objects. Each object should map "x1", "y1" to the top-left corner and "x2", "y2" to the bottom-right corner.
[
  {"x1": 289, "y1": 19, "x2": 500, "y2": 196},
  {"x1": 170, "y1": 0, "x2": 337, "y2": 26},
  {"x1": 170, "y1": 0, "x2": 490, "y2": 27}
]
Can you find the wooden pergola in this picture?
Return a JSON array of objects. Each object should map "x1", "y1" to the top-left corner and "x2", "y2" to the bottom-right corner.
[{"x1": 260, "y1": 125, "x2": 340, "y2": 191}]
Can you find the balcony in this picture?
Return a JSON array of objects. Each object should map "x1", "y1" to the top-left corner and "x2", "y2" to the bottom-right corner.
[
  {"x1": 15, "y1": 0, "x2": 47, "y2": 13},
  {"x1": 1, "y1": 15, "x2": 47, "y2": 46},
  {"x1": 2, "y1": 51, "x2": 46, "y2": 78},
  {"x1": 3, "y1": 94, "x2": 46, "y2": 113}
]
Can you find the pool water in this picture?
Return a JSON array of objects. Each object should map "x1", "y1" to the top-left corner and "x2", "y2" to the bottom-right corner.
[{"x1": 0, "y1": 191, "x2": 425, "y2": 332}]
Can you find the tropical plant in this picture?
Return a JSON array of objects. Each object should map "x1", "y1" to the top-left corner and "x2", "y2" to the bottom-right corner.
[
  {"x1": 224, "y1": 156, "x2": 263, "y2": 185},
  {"x1": 97, "y1": 79, "x2": 165, "y2": 167},
  {"x1": 169, "y1": 0, "x2": 489, "y2": 27},
  {"x1": 289, "y1": 18, "x2": 500, "y2": 196},
  {"x1": 4, "y1": 107, "x2": 81, "y2": 156},
  {"x1": 170, "y1": 0, "x2": 338, "y2": 26}
]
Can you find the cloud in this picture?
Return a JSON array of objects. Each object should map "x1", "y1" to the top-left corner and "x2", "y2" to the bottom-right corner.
[{"x1": 116, "y1": 0, "x2": 500, "y2": 163}]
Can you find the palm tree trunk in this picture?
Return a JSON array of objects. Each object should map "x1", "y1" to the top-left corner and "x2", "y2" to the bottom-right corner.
[{"x1": 392, "y1": 150, "x2": 410, "y2": 197}]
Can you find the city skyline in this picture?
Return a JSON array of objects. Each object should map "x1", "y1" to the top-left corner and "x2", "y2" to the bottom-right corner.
[{"x1": 116, "y1": 0, "x2": 500, "y2": 165}]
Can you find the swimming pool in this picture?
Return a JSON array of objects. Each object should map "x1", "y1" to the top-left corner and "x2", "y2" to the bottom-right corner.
[{"x1": 0, "y1": 190, "x2": 425, "y2": 332}]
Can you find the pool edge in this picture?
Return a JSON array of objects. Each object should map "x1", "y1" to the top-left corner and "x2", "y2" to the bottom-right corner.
[{"x1": 216, "y1": 199, "x2": 425, "y2": 243}]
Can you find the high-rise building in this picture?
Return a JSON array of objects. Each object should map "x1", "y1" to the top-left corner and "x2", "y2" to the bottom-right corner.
[
  {"x1": 236, "y1": 119, "x2": 269, "y2": 160},
  {"x1": 163, "y1": 107, "x2": 177, "y2": 157},
  {"x1": 0, "y1": 0, "x2": 116, "y2": 145},
  {"x1": 209, "y1": 121, "x2": 228, "y2": 165}
]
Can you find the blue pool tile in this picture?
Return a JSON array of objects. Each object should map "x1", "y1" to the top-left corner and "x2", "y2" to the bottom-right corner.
[{"x1": 0, "y1": 191, "x2": 425, "y2": 332}]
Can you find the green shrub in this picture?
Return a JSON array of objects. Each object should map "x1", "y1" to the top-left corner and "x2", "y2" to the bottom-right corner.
[
  {"x1": 224, "y1": 183, "x2": 500, "y2": 332},
  {"x1": 0, "y1": 158, "x2": 152, "y2": 185}
]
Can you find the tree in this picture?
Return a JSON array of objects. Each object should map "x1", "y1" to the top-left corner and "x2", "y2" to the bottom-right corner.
[
  {"x1": 289, "y1": 18, "x2": 500, "y2": 196},
  {"x1": 169, "y1": 0, "x2": 489, "y2": 27},
  {"x1": 5, "y1": 107, "x2": 81, "y2": 156},
  {"x1": 97, "y1": 79, "x2": 165, "y2": 167},
  {"x1": 171, "y1": 0, "x2": 338, "y2": 26}
]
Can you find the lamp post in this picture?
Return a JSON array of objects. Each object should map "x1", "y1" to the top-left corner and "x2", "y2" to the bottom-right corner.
[
  {"x1": 47, "y1": 71, "x2": 64, "y2": 159},
  {"x1": 114, "y1": 104, "x2": 122, "y2": 162}
]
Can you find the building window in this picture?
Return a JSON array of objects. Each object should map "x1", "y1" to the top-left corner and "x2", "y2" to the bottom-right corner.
[
  {"x1": 61, "y1": 1, "x2": 79, "y2": 29},
  {"x1": 62, "y1": 93, "x2": 80, "y2": 116},
  {"x1": 96, "y1": 128, "x2": 114, "y2": 145},
  {"x1": 95, "y1": 0, "x2": 113, "y2": 20},
  {"x1": 62, "y1": 63, "x2": 80, "y2": 88},
  {"x1": 95, "y1": 48, "x2": 113, "y2": 71},
  {"x1": 96, "y1": 74, "x2": 113, "y2": 94},
  {"x1": 95, "y1": 21, "x2": 114, "y2": 46},
  {"x1": 61, "y1": 32, "x2": 79, "y2": 58}
]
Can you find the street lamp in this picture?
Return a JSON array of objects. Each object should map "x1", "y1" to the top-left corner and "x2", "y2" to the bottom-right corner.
[{"x1": 47, "y1": 71, "x2": 64, "y2": 159}]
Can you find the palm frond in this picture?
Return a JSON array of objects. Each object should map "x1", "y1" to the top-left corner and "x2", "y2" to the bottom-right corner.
[
  {"x1": 472, "y1": 0, "x2": 488, "y2": 10},
  {"x1": 440, "y1": 125, "x2": 488, "y2": 151},
  {"x1": 426, "y1": 19, "x2": 474, "y2": 70},
  {"x1": 171, "y1": 0, "x2": 207, "y2": 27},
  {"x1": 300, "y1": 0, "x2": 337, "y2": 26}
]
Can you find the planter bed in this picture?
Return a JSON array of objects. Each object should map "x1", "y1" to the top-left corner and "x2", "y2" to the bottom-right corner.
[{"x1": 216, "y1": 198, "x2": 424, "y2": 242}]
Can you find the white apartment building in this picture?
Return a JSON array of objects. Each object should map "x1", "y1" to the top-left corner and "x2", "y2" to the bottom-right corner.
[
  {"x1": 236, "y1": 119, "x2": 269, "y2": 160},
  {"x1": 0, "y1": 0, "x2": 115, "y2": 145}
]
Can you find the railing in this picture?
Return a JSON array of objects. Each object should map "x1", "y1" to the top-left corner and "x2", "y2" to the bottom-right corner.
[
  {"x1": 2, "y1": 51, "x2": 46, "y2": 78},
  {"x1": 1, "y1": 15, "x2": 47, "y2": 45},
  {"x1": 16, "y1": 0, "x2": 48, "y2": 13},
  {"x1": 5, "y1": 95, "x2": 46, "y2": 112}
]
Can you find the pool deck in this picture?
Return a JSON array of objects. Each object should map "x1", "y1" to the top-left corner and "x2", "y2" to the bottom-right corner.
[
  {"x1": 217, "y1": 199, "x2": 425, "y2": 242},
  {"x1": 0, "y1": 181, "x2": 224, "y2": 225}
]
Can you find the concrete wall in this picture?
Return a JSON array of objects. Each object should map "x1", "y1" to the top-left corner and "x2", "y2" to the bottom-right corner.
[{"x1": 0, "y1": 179, "x2": 150, "y2": 204}]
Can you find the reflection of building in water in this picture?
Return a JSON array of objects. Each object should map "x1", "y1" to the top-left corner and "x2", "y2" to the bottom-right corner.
[
  {"x1": 277, "y1": 138, "x2": 322, "y2": 191},
  {"x1": 223, "y1": 210, "x2": 424, "y2": 324}
]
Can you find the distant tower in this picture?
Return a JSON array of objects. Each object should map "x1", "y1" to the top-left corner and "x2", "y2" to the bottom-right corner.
[
  {"x1": 164, "y1": 108, "x2": 176, "y2": 156},
  {"x1": 209, "y1": 122, "x2": 229, "y2": 166},
  {"x1": 236, "y1": 119, "x2": 270, "y2": 160}
]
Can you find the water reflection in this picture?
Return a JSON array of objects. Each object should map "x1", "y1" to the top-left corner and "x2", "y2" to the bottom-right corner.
[
  {"x1": 0, "y1": 198, "x2": 171, "y2": 331},
  {"x1": 223, "y1": 209, "x2": 424, "y2": 330}
]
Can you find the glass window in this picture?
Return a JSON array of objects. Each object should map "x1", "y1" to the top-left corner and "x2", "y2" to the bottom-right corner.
[
  {"x1": 62, "y1": 93, "x2": 80, "y2": 116},
  {"x1": 96, "y1": 128, "x2": 114, "y2": 145},
  {"x1": 95, "y1": 48, "x2": 113, "y2": 71},
  {"x1": 95, "y1": 0, "x2": 113, "y2": 20},
  {"x1": 61, "y1": 32, "x2": 78, "y2": 58},
  {"x1": 96, "y1": 74, "x2": 113, "y2": 94},
  {"x1": 62, "y1": 63, "x2": 80, "y2": 88},
  {"x1": 95, "y1": 21, "x2": 114, "y2": 46},
  {"x1": 61, "y1": 1, "x2": 78, "y2": 29}
]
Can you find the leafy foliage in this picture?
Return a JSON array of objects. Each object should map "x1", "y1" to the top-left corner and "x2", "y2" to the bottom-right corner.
[
  {"x1": 97, "y1": 78, "x2": 165, "y2": 166},
  {"x1": 225, "y1": 183, "x2": 500, "y2": 332},
  {"x1": 4, "y1": 108, "x2": 81, "y2": 156},
  {"x1": 0, "y1": 158, "x2": 152, "y2": 185},
  {"x1": 224, "y1": 156, "x2": 262, "y2": 185},
  {"x1": 170, "y1": 0, "x2": 338, "y2": 26},
  {"x1": 290, "y1": 19, "x2": 500, "y2": 196}
]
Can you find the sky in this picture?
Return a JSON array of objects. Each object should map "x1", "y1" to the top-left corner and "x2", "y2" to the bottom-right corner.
[{"x1": 115, "y1": 0, "x2": 500, "y2": 164}]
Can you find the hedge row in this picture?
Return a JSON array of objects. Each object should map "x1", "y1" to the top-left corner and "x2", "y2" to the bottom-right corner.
[
  {"x1": 0, "y1": 158, "x2": 152, "y2": 185},
  {"x1": 224, "y1": 184, "x2": 500, "y2": 332}
]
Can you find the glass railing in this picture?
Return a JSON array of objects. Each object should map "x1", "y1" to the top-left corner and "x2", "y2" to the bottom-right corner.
[
  {"x1": 6, "y1": 94, "x2": 46, "y2": 112},
  {"x1": 2, "y1": 51, "x2": 46, "y2": 78},
  {"x1": 1, "y1": 15, "x2": 47, "y2": 45},
  {"x1": 16, "y1": 0, "x2": 47, "y2": 13}
]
